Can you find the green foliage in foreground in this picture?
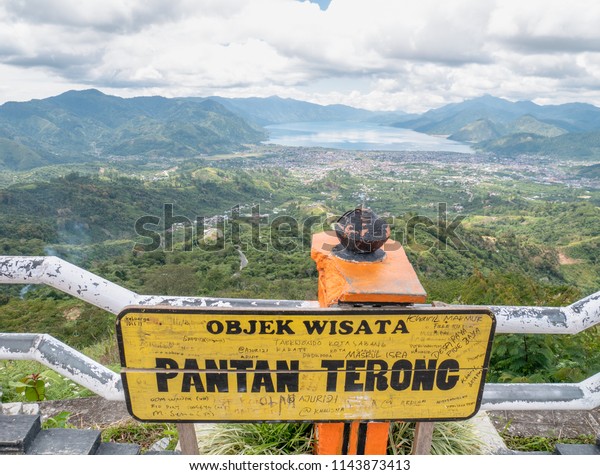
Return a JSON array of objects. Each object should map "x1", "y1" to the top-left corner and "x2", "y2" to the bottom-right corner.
[
  {"x1": 102, "y1": 422, "x2": 179, "y2": 453},
  {"x1": 54, "y1": 411, "x2": 599, "y2": 455},
  {"x1": 196, "y1": 421, "x2": 482, "y2": 455},
  {"x1": 489, "y1": 326, "x2": 600, "y2": 383},
  {"x1": 9, "y1": 373, "x2": 46, "y2": 401},
  {"x1": 42, "y1": 411, "x2": 75, "y2": 429},
  {"x1": 0, "y1": 361, "x2": 93, "y2": 403},
  {"x1": 503, "y1": 434, "x2": 596, "y2": 452}
]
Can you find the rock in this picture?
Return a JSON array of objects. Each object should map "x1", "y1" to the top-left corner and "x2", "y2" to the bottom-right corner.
[
  {"x1": 2, "y1": 402, "x2": 23, "y2": 415},
  {"x1": 22, "y1": 403, "x2": 40, "y2": 415},
  {"x1": 150, "y1": 436, "x2": 171, "y2": 452}
]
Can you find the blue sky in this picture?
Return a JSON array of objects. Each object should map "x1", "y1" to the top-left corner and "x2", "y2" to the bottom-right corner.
[
  {"x1": 2, "y1": 0, "x2": 600, "y2": 112},
  {"x1": 306, "y1": 0, "x2": 332, "y2": 10}
]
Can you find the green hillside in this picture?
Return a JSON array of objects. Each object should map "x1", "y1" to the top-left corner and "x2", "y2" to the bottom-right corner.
[
  {"x1": 394, "y1": 95, "x2": 532, "y2": 135},
  {"x1": 0, "y1": 138, "x2": 47, "y2": 170},
  {"x1": 0, "y1": 90, "x2": 266, "y2": 170},
  {"x1": 448, "y1": 119, "x2": 501, "y2": 142},
  {"x1": 478, "y1": 130, "x2": 600, "y2": 158},
  {"x1": 508, "y1": 115, "x2": 567, "y2": 138},
  {"x1": 438, "y1": 113, "x2": 569, "y2": 152}
]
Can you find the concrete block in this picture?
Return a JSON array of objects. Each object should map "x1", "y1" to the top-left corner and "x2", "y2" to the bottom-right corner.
[
  {"x1": 0, "y1": 415, "x2": 41, "y2": 454},
  {"x1": 149, "y1": 436, "x2": 170, "y2": 452},
  {"x1": 554, "y1": 444, "x2": 600, "y2": 455},
  {"x1": 471, "y1": 411, "x2": 509, "y2": 454},
  {"x1": 22, "y1": 403, "x2": 40, "y2": 415},
  {"x1": 27, "y1": 428, "x2": 101, "y2": 455},
  {"x1": 95, "y1": 442, "x2": 141, "y2": 455},
  {"x1": 510, "y1": 450, "x2": 553, "y2": 455}
]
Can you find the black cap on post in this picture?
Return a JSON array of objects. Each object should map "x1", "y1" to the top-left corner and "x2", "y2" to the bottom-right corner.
[{"x1": 333, "y1": 207, "x2": 390, "y2": 262}]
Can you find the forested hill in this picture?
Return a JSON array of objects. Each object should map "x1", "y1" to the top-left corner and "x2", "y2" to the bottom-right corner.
[
  {"x1": 391, "y1": 95, "x2": 600, "y2": 158},
  {"x1": 0, "y1": 89, "x2": 266, "y2": 170}
]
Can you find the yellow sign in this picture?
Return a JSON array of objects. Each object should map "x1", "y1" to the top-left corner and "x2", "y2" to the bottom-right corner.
[{"x1": 116, "y1": 306, "x2": 495, "y2": 422}]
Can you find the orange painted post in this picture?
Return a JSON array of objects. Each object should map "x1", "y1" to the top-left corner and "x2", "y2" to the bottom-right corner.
[{"x1": 310, "y1": 208, "x2": 427, "y2": 455}]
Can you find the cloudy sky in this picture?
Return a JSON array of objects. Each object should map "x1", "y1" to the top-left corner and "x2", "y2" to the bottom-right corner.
[{"x1": 2, "y1": 0, "x2": 600, "y2": 112}]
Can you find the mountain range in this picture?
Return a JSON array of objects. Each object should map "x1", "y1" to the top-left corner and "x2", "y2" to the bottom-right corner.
[
  {"x1": 203, "y1": 96, "x2": 388, "y2": 125},
  {"x1": 391, "y1": 94, "x2": 600, "y2": 158},
  {"x1": 2, "y1": 89, "x2": 600, "y2": 170},
  {"x1": 393, "y1": 94, "x2": 600, "y2": 134},
  {"x1": 0, "y1": 90, "x2": 265, "y2": 170}
]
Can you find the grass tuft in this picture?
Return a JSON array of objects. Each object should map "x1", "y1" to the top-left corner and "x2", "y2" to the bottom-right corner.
[
  {"x1": 388, "y1": 421, "x2": 483, "y2": 455},
  {"x1": 199, "y1": 423, "x2": 314, "y2": 455},
  {"x1": 504, "y1": 434, "x2": 595, "y2": 452},
  {"x1": 101, "y1": 422, "x2": 179, "y2": 453}
]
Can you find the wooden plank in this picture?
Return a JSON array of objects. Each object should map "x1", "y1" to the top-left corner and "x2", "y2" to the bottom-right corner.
[
  {"x1": 176, "y1": 423, "x2": 199, "y2": 455},
  {"x1": 412, "y1": 422, "x2": 435, "y2": 455}
]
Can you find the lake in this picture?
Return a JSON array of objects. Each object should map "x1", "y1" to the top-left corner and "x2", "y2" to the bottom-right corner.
[{"x1": 264, "y1": 121, "x2": 473, "y2": 153}]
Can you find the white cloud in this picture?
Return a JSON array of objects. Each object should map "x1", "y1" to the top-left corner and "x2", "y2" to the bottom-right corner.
[
  {"x1": 3, "y1": 0, "x2": 600, "y2": 111},
  {"x1": 489, "y1": 0, "x2": 600, "y2": 51},
  {"x1": 4, "y1": 0, "x2": 195, "y2": 32}
]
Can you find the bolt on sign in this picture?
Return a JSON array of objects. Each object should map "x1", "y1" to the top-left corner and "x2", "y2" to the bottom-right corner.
[{"x1": 116, "y1": 306, "x2": 495, "y2": 423}]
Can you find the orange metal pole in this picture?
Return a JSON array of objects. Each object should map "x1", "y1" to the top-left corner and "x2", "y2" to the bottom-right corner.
[{"x1": 310, "y1": 229, "x2": 427, "y2": 455}]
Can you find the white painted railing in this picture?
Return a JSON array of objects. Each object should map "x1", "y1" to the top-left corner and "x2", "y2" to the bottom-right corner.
[
  {"x1": 0, "y1": 333, "x2": 124, "y2": 401},
  {"x1": 0, "y1": 256, "x2": 315, "y2": 313},
  {"x1": 0, "y1": 256, "x2": 599, "y2": 411}
]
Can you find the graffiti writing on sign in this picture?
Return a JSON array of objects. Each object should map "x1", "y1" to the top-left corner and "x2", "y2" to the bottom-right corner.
[{"x1": 116, "y1": 307, "x2": 495, "y2": 422}]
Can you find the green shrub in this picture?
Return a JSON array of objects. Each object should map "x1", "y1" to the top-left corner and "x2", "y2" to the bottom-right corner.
[{"x1": 0, "y1": 361, "x2": 93, "y2": 402}]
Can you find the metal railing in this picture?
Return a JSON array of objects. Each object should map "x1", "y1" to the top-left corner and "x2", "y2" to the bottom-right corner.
[
  {"x1": 0, "y1": 333, "x2": 123, "y2": 401},
  {"x1": 1, "y1": 256, "x2": 599, "y2": 411}
]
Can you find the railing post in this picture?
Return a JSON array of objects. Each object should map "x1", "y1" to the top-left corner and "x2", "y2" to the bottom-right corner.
[{"x1": 310, "y1": 208, "x2": 427, "y2": 455}]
